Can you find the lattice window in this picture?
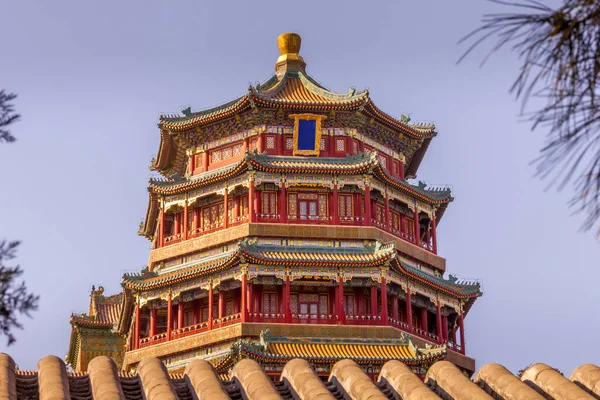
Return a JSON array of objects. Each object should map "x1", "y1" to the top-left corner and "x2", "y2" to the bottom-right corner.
[
  {"x1": 285, "y1": 137, "x2": 293, "y2": 150},
  {"x1": 378, "y1": 154, "x2": 387, "y2": 168},
  {"x1": 250, "y1": 139, "x2": 258, "y2": 151},
  {"x1": 225, "y1": 300, "x2": 234, "y2": 316},
  {"x1": 393, "y1": 161, "x2": 399, "y2": 175},
  {"x1": 262, "y1": 192, "x2": 277, "y2": 215},
  {"x1": 318, "y1": 194, "x2": 327, "y2": 216},
  {"x1": 405, "y1": 217, "x2": 415, "y2": 238},
  {"x1": 320, "y1": 138, "x2": 326, "y2": 151},
  {"x1": 344, "y1": 295, "x2": 355, "y2": 315},
  {"x1": 201, "y1": 203, "x2": 224, "y2": 228},
  {"x1": 241, "y1": 196, "x2": 249, "y2": 217},
  {"x1": 376, "y1": 204, "x2": 385, "y2": 223},
  {"x1": 339, "y1": 194, "x2": 353, "y2": 218},
  {"x1": 262, "y1": 293, "x2": 278, "y2": 314},
  {"x1": 290, "y1": 294, "x2": 298, "y2": 313},
  {"x1": 336, "y1": 138, "x2": 346, "y2": 152},
  {"x1": 319, "y1": 295, "x2": 328, "y2": 315},
  {"x1": 233, "y1": 143, "x2": 242, "y2": 157},
  {"x1": 391, "y1": 211, "x2": 400, "y2": 232},
  {"x1": 210, "y1": 143, "x2": 243, "y2": 164},
  {"x1": 299, "y1": 293, "x2": 319, "y2": 302},
  {"x1": 184, "y1": 310, "x2": 194, "y2": 327},
  {"x1": 228, "y1": 199, "x2": 235, "y2": 222},
  {"x1": 352, "y1": 141, "x2": 359, "y2": 155},
  {"x1": 288, "y1": 194, "x2": 297, "y2": 214},
  {"x1": 266, "y1": 135, "x2": 276, "y2": 149}
]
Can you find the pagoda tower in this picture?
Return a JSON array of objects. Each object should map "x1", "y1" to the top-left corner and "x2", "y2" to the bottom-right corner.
[{"x1": 67, "y1": 33, "x2": 481, "y2": 379}]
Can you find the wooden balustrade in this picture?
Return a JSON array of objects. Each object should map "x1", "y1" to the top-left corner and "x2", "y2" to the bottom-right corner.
[
  {"x1": 135, "y1": 311, "x2": 463, "y2": 355},
  {"x1": 158, "y1": 212, "x2": 436, "y2": 254}
]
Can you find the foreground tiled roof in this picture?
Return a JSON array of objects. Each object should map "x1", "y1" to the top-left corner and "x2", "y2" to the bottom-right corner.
[{"x1": 3, "y1": 354, "x2": 599, "y2": 399}]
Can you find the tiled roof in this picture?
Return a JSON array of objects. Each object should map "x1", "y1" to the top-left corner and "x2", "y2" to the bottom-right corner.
[
  {"x1": 3, "y1": 354, "x2": 599, "y2": 400},
  {"x1": 252, "y1": 72, "x2": 369, "y2": 106},
  {"x1": 122, "y1": 249, "x2": 239, "y2": 290},
  {"x1": 240, "y1": 239, "x2": 396, "y2": 268},
  {"x1": 69, "y1": 290, "x2": 123, "y2": 328},
  {"x1": 236, "y1": 335, "x2": 445, "y2": 365},
  {"x1": 397, "y1": 259, "x2": 481, "y2": 298}
]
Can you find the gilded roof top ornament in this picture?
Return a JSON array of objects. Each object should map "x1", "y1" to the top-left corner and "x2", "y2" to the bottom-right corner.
[{"x1": 275, "y1": 32, "x2": 306, "y2": 78}]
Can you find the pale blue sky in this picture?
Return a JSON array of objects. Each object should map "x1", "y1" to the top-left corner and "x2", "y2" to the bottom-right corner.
[{"x1": 1, "y1": 0, "x2": 598, "y2": 372}]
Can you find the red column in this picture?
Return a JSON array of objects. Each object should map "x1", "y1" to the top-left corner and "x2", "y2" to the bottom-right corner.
[
  {"x1": 332, "y1": 183, "x2": 339, "y2": 225},
  {"x1": 442, "y1": 314, "x2": 448, "y2": 342},
  {"x1": 208, "y1": 284, "x2": 214, "y2": 330},
  {"x1": 276, "y1": 133, "x2": 283, "y2": 154},
  {"x1": 436, "y1": 302, "x2": 443, "y2": 344},
  {"x1": 380, "y1": 277, "x2": 388, "y2": 325},
  {"x1": 218, "y1": 290, "x2": 225, "y2": 319},
  {"x1": 248, "y1": 180, "x2": 255, "y2": 223},
  {"x1": 406, "y1": 289, "x2": 413, "y2": 332},
  {"x1": 391, "y1": 294, "x2": 398, "y2": 321},
  {"x1": 431, "y1": 214, "x2": 438, "y2": 254},
  {"x1": 189, "y1": 153, "x2": 195, "y2": 174},
  {"x1": 357, "y1": 290, "x2": 364, "y2": 316},
  {"x1": 329, "y1": 135, "x2": 335, "y2": 155},
  {"x1": 223, "y1": 189, "x2": 229, "y2": 229},
  {"x1": 183, "y1": 200, "x2": 189, "y2": 240},
  {"x1": 134, "y1": 302, "x2": 141, "y2": 350},
  {"x1": 364, "y1": 185, "x2": 371, "y2": 227},
  {"x1": 459, "y1": 312, "x2": 466, "y2": 354},
  {"x1": 279, "y1": 182, "x2": 287, "y2": 223},
  {"x1": 414, "y1": 208, "x2": 421, "y2": 246},
  {"x1": 241, "y1": 274, "x2": 247, "y2": 322},
  {"x1": 384, "y1": 192, "x2": 390, "y2": 231},
  {"x1": 248, "y1": 282, "x2": 254, "y2": 314},
  {"x1": 420, "y1": 307, "x2": 428, "y2": 332},
  {"x1": 178, "y1": 301, "x2": 184, "y2": 329},
  {"x1": 257, "y1": 134, "x2": 265, "y2": 153},
  {"x1": 370, "y1": 285, "x2": 377, "y2": 322},
  {"x1": 338, "y1": 276, "x2": 346, "y2": 324},
  {"x1": 193, "y1": 300, "x2": 200, "y2": 325},
  {"x1": 285, "y1": 276, "x2": 292, "y2": 323},
  {"x1": 400, "y1": 214, "x2": 406, "y2": 236},
  {"x1": 174, "y1": 213, "x2": 180, "y2": 237},
  {"x1": 452, "y1": 324, "x2": 457, "y2": 345},
  {"x1": 159, "y1": 207, "x2": 166, "y2": 247},
  {"x1": 355, "y1": 193, "x2": 362, "y2": 224},
  {"x1": 150, "y1": 308, "x2": 157, "y2": 337},
  {"x1": 201, "y1": 151, "x2": 208, "y2": 172},
  {"x1": 166, "y1": 294, "x2": 172, "y2": 341}
]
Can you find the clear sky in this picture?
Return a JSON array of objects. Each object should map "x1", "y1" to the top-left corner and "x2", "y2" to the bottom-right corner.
[{"x1": 1, "y1": 0, "x2": 599, "y2": 372}]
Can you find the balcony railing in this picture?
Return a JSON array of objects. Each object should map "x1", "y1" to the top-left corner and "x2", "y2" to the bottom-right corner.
[
  {"x1": 291, "y1": 314, "x2": 337, "y2": 325},
  {"x1": 256, "y1": 214, "x2": 280, "y2": 222},
  {"x1": 158, "y1": 214, "x2": 436, "y2": 255},
  {"x1": 135, "y1": 314, "x2": 463, "y2": 355},
  {"x1": 287, "y1": 215, "x2": 331, "y2": 224},
  {"x1": 346, "y1": 315, "x2": 381, "y2": 325},
  {"x1": 446, "y1": 341, "x2": 463, "y2": 353},
  {"x1": 171, "y1": 322, "x2": 209, "y2": 340},
  {"x1": 139, "y1": 332, "x2": 168, "y2": 348},
  {"x1": 213, "y1": 312, "x2": 242, "y2": 328},
  {"x1": 248, "y1": 313, "x2": 286, "y2": 323}
]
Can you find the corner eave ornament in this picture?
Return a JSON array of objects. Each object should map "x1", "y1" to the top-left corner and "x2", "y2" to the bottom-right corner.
[{"x1": 290, "y1": 113, "x2": 326, "y2": 156}]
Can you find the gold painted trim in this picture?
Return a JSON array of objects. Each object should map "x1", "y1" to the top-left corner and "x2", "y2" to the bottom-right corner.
[{"x1": 290, "y1": 114, "x2": 327, "y2": 156}]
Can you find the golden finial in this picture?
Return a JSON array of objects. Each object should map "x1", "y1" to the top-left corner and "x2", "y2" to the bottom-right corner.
[
  {"x1": 275, "y1": 32, "x2": 305, "y2": 78},
  {"x1": 278, "y1": 32, "x2": 302, "y2": 55}
]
